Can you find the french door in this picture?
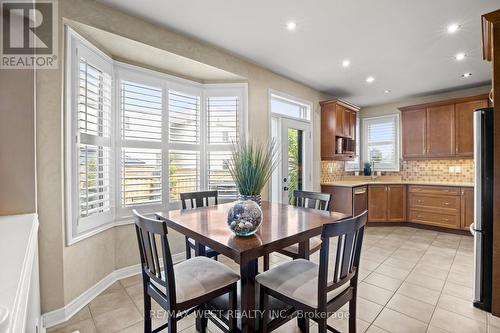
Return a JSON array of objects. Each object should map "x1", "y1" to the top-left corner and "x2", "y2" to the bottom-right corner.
[{"x1": 272, "y1": 117, "x2": 311, "y2": 204}]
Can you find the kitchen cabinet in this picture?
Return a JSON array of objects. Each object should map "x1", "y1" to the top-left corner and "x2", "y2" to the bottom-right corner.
[
  {"x1": 402, "y1": 108, "x2": 426, "y2": 158},
  {"x1": 323, "y1": 182, "x2": 473, "y2": 230},
  {"x1": 455, "y1": 100, "x2": 489, "y2": 157},
  {"x1": 321, "y1": 185, "x2": 352, "y2": 216},
  {"x1": 368, "y1": 185, "x2": 388, "y2": 222},
  {"x1": 321, "y1": 185, "x2": 367, "y2": 217},
  {"x1": 400, "y1": 94, "x2": 489, "y2": 160},
  {"x1": 320, "y1": 99, "x2": 360, "y2": 160},
  {"x1": 336, "y1": 105, "x2": 344, "y2": 137},
  {"x1": 460, "y1": 187, "x2": 474, "y2": 231},
  {"x1": 349, "y1": 110, "x2": 356, "y2": 139},
  {"x1": 427, "y1": 104, "x2": 455, "y2": 157},
  {"x1": 367, "y1": 184, "x2": 406, "y2": 222},
  {"x1": 408, "y1": 185, "x2": 461, "y2": 229},
  {"x1": 387, "y1": 185, "x2": 407, "y2": 222}
]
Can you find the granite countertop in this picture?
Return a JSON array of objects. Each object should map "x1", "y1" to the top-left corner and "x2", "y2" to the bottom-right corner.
[{"x1": 321, "y1": 180, "x2": 474, "y2": 187}]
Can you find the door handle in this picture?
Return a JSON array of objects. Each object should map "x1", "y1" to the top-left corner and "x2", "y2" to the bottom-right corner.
[{"x1": 283, "y1": 187, "x2": 289, "y2": 191}]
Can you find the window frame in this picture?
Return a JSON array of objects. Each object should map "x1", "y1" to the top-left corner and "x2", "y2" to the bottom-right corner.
[
  {"x1": 361, "y1": 114, "x2": 400, "y2": 172},
  {"x1": 114, "y1": 67, "x2": 167, "y2": 219},
  {"x1": 269, "y1": 89, "x2": 312, "y2": 122},
  {"x1": 65, "y1": 27, "x2": 116, "y2": 244},
  {"x1": 65, "y1": 28, "x2": 247, "y2": 245}
]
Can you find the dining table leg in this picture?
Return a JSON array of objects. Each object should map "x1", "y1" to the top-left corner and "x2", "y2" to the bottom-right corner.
[
  {"x1": 240, "y1": 258, "x2": 258, "y2": 333},
  {"x1": 297, "y1": 240, "x2": 310, "y2": 333},
  {"x1": 195, "y1": 241, "x2": 207, "y2": 332}
]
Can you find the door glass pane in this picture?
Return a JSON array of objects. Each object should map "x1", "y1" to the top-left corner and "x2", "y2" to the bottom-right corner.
[{"x1": 287, "y1": 128, "x2": 303, "y2": 204}]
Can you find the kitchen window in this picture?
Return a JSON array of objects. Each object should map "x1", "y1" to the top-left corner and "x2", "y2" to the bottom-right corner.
[
  {"x1": 361, "y1": 114, "x2": 400, "y2": 171},
  {"x1": 65, "y1": 28, "x2": 247, "y2": 244}
]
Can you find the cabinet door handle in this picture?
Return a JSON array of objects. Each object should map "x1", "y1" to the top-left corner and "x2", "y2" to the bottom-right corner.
[{"x1": 443, "y1": 202, "x2": 450, "y2": 206}]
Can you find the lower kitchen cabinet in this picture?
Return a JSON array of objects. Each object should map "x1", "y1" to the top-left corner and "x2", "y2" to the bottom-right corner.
[
  {"x1": 323, "y1": 183, "x2": 473, "y2": 231},
  {"x1": 461, "y1": 187, "x2": 474, "y2": 231},
  {"x1": 387, "y1": 185, "x2": 407, "y2": 222},
  {"x1": 368, "y1": 185, "x2": 387, "y2": 222},
  {"x1": 368, "y1": 184, "x2": 406, "y2": 223},
  {"x1": 408, "y1": 185, "x2": 461, "y2": 229}
]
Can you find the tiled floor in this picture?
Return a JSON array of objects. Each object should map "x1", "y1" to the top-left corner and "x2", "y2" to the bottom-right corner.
[{"x1": 47, "y1": 226, "x2": 500, "y2": 333}]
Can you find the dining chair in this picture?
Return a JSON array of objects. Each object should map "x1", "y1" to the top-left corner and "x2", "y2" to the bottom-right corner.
[
  {"x1": 133, "y1": 210, "x2": 239, "y2": 333},
  {"x1": 263, "y1": 190, "x2": 332, "y2": 271},
  {"x1": 180, "y1": 190, "x2": 219, "y2": 260},
  {"x1": 257, "y1": 211, "x2": 367, "y2": 333}
]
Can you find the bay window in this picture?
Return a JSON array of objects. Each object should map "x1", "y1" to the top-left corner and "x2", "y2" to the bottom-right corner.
[{"x1": 65, "y1": 28, "x2": 246, "y2": 243}]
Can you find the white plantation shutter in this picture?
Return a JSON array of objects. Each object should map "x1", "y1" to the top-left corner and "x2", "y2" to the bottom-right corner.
[
  {"x1": 208, "y1": 96, "x2": 239, "y2": 144},
  {"x1": 208, "y1": 151, "x2": 236, "y2": 198},
  {"x1": 206, "y1": 93, "x2": 241, "y2": 199},
  {"x1": 168, "y1": 90, "x2": 201, "y2": 200},
  {"x1": 72, "y1": 40, "x2": 114, "y2": 230},
  {"x1": 121, "y1": 81, "x2": 162, "y2": 142},
  {"x1": 119, "y1": 79, "x2": 163, "y2": 208},
  {"x1": 168, "y1": 90, "x2": 200, "y2": 144},
  {"x1": 363, "y1": 115, "x2": 399, "y2": 171},
  {"x1": 168, "y1": 150, "x2": 200, "y2": 200}
]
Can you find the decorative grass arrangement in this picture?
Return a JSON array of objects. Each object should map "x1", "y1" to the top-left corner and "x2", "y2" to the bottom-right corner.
[{"x1": 229, "y1": 140, "x2": 279, "y2": 196}]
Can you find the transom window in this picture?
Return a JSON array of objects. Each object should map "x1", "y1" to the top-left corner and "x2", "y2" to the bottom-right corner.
[
  {"x1": 65, "y1": 29, "x2": 247, "y2": 243},
  {"x1": 270, "y1": 92, "x2": 311, "y2": 120}
]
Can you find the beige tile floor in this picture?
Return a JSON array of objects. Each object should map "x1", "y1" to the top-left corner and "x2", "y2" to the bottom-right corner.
[{"x1": 47, "y1": 226, "x2": 500, "y2": 333}]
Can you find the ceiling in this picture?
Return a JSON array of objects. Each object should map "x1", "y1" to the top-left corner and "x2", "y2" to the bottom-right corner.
[
  {"x1": 68, "y1": 21, "x2": 244, "y2": 83},
  {"x1": 96, "y1": 0, "x2": 499, "y2": 106}
]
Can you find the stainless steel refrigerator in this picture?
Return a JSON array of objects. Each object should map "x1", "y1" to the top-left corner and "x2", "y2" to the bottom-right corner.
[{"x1": 471, "y1": 107, "x2": 494, "y2": 311}]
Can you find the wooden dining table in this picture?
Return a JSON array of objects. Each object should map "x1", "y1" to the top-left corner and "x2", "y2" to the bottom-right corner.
[{"x1": 155, "y1": 201, "x2": 347, "y2": 333}]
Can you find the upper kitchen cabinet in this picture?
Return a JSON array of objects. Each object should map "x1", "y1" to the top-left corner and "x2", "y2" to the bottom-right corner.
[
  {"x1": 399, "y1": 94, "x2": 489, "y2": 160},
  {"x1": 402, "y1": 108, "x2": 426, "y2": 158},
  {"x1": 427, "y1": 104, "x2": 455, "y2": 157},
  {"x1": 321, "y1": 98, "x2": 360, "y2": 160},
  {"x1": 455, "y1": 99, "x2": 489, "y2": 156}
]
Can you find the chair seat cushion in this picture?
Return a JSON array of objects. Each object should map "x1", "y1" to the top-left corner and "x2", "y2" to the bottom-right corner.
[
  {"x1": 255, "y1": 259, "x2": 349, "y2": 308},
  {"x1": 153, "y1": 256, "x2": 239, "y2": 304},
  {"x1": 280, "y1": 236, "x2": 322, "y2": 255}
]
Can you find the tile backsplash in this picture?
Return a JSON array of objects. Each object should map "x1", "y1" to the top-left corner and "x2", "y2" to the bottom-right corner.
[{"x1": 320, "y1": 159, "x2": 474, "y2": 184}]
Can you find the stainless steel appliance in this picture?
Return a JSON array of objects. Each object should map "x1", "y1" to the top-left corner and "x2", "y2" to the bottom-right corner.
[
  {"x1": 353, "y1": 185, "x2": 367, "y2": 216},
  {"x1": 471, "y1": 107, "x2": 494, "y2": 311}
]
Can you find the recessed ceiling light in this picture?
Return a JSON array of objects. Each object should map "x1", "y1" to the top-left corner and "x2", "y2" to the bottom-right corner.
[
  {"x1": 286, "y1": 21, "x2": 297, "y2": 31},
  {"x1": 461, "y1": 72, "x2": 472, "y2": 78},
  {"x1": 366, "y1": 76, "x2": 375, "y2": 83},
  {"x1": 455, "y1": 52, "x2": 466, "y2": 61},
  {"x1": 384, "y1": 89, "x2": 391, "y2": 94},
  {"x1": 447, "y1": 23, "x2": 461, "y2": 34},
  {"x1": 342, "y1": 59, "x2": 350, "y2": 67}
]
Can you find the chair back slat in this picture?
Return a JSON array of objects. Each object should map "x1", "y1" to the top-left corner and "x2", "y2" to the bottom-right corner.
[
  {"x1": 133, "y1": 210, "x2": 177, "y2": 306},
  {"x1": 293, "y1": 190, "x2": 331, "y2": 211},
  {"x1": 340, "y1": 232, "x2": 356, "y2": 278},
  {"x1": 317, "y1": 211, "x2": 367, "y2": 307},
  {"x1": 180, "y1": 190, "x2": 218, "y2": 210}
]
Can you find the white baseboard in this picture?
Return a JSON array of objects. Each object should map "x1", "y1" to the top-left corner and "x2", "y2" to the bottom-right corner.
[{"x1": 41, "y1": 253, "x2": 185, "y2": 329}]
